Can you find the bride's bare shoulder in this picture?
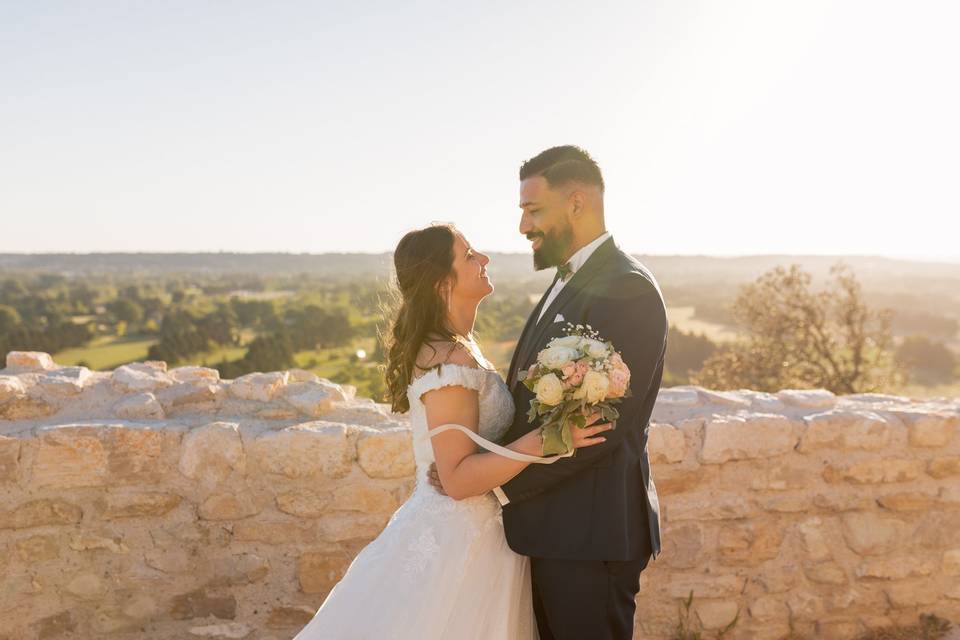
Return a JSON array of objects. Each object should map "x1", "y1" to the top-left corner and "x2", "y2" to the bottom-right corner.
[{"x1": 413, "y1": 340, "x2": 481, "y2": 379}]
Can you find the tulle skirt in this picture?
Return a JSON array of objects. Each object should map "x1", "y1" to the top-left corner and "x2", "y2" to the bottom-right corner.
[{"x1": 293, "y1": 483, "x2": 538, "y2": 640}]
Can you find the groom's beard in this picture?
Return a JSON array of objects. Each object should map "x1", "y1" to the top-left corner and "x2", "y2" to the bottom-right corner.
[{"x1": 531, "y1": 224, "x2": 574, "y2": 271}]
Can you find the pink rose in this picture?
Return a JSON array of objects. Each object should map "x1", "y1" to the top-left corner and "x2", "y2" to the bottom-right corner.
[
  {"x1": 561, "y1": 363, "x2": 577, "y2": 379},
  {"x1": 608, "y1": 368, "x2": 630, "y2": 398}
]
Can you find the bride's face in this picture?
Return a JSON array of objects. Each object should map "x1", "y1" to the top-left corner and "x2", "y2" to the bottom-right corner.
[{"x1": 444, "y1": 233, "x2": 493, "y2": 304}]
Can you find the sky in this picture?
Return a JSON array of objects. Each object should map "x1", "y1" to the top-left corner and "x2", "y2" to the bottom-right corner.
[{"x1": 1, "y1": 1, "x2": 958, "y2": 261}]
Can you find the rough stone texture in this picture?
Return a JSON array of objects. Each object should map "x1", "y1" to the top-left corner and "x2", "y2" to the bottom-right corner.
[{"x1": 0, "y1": 352, "x2": 957, "y2": 639}]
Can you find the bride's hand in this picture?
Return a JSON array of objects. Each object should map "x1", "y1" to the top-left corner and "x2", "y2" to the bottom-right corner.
[{"x1": 570, "y1": 419, "x2": 614, "y2": 449}]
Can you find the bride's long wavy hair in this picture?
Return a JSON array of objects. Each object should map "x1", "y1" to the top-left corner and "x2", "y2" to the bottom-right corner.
[{"x1": 383, "y1": 224, "x2": 459, "y2": 413}]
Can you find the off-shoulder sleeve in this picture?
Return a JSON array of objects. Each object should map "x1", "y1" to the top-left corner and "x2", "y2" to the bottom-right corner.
[{"x1": 408, "y1": 363, "x2": 488, "y2": 403}]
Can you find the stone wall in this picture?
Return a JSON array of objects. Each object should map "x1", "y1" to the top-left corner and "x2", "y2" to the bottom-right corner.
[{"x1": 1, "y1": 351, "x2": 958, "y2": 639}]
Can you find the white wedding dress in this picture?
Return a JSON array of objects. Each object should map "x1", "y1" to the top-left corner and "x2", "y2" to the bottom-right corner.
[{"x1": 293, "y1": 363, "x2": 539, "y2": 640}]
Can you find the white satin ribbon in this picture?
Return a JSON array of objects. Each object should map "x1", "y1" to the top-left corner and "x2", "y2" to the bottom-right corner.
[{"x1": 428, "y1": 423, "x2": 574, "y2": 464}]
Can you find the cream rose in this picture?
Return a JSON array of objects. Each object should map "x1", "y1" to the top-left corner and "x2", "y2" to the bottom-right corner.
[
  {"x1": 534, "y1": 373, "x2": 565, "y2": 406},
  {"x1": 549, "y1": 335, "x2": 582, "y2": 349},
  {"x1": 573, "y1": 369, "x2": 610, "y2": 403}
]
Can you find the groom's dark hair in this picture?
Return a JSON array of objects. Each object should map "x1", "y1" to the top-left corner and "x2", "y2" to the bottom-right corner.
[{"x1": 519, "y1": 145, "x2": 605, "y2": 193}]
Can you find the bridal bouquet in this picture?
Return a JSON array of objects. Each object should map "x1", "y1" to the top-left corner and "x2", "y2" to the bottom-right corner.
[{"x1": 517, "y1": 324, "x2": 631, "y2": 456}]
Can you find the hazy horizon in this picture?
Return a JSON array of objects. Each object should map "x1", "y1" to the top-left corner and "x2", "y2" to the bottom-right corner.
[{"x1": 3, "y1": 1, "x2": 958, "y2": 260}]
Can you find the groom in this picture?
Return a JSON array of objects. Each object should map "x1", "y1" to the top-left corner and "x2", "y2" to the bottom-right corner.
[{"x1": 495, "y1": 146, "x2": 666, "y2": 640}]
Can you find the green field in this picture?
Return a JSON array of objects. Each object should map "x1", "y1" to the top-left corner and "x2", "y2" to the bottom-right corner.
[{"x1": 54, "y1": 335, "x2": 157, "y2": 370}]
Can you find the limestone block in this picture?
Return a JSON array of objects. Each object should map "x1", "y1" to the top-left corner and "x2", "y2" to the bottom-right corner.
[
  {"x1": 168, "y1": 366, "x2": 221, "y2": 383},
  {"x1": 232, "y1": 520, "x2": 319, "y2": 545},
  {"x1": 738, "y1": 390, "x2": 787, "y2": 412},
  {"x1": 823, "y1": 459, "x2": 925, "y2": 484},
  {"x1": 944, "y1": 549, "x2": 960, "y2": 576},
  {"x1": 64, "y1": 572, "x2": 106, "y2": 600},
  {"x1": 0, "y1": 434, "x2": 21, "y2": 483},
  {"x1": 155, "y1": 382, "x2": 219, "y2": 410},
  {"x1": 103, "y1": 491, "x2": 182, "y2": 519},
  {"x1": 187, "y1": 623, "x2": 251, "y2": 638},
  {"x1": 287, "y1": 368, "x2": 319, "y2": 383},
  {"x1": 0, "y1": 375, "x2": 26, "y2": 402},
  {"x1": 35, "y1": 611, "x2": 78, "y2": 639},
  {"x1": 717, "y1": 522, "x2": 784, "y2": 565},
  {"x1": 298, "y1": 552, "x2": 352, "y2": 594},
  {"x1": 892, "y1": 410, "x2": 959, "y2": 448},
  {"x1": 179, "y1": 421, "x2": 245, "y2": 483},
  {"x1": 786, "y1": 590, "x2": 823, "y2": 621},
  {"x1": 813, "y1": 492, "x2": 875, "y2": 511},
  {"x1": 659, "y1": 522, "x2": 704, "y2": 569},
  {"x1": 694, "y1": 599, "x2": 740, "y2": 630},
  {"x1": 0, "y1": 395, "x2": 57, "y2": 420},
  {"x1": 227, "y1": 371, "x2": 288, "y2": 402},
  {"x1": 647, "y1": 423, "x2": 686, "y2": 463},
  {"x1": 815, "y1": 620, "x2": 863, "y2": 639},
  {"x1": 800, "y1": 409, "x2": 891, "y2": 452},
  {"x1": 929, "y1": 457, "x2": 960, "y2": 479},
  {"x1": 170, "y1": 588, "x2": 237, "y2": 620},
  {"x1": 106, "y1": 424, "x2": 173, "y2": 483},
  {"x1": 749, "y1": 595, "x2": 789, "y2": 620},
  {"x1": 15, "y1": 535, "x2": 60, "y2": 562},
  {"x1": 841, "y1": 513, "x2": 910, "y2": 556},
  {"x1": 696, "y1": 388, "x2": 752, "y2": 409},
  {"x1": 750, "y1": 461, "x2": 811, "y2": 491},
  {"x1": 111, "y1": 363, "x2": 173, "y2": 393},
  {"x1": 112, "y1": 392, "x2": 165, "y2": 419},
  {"x1": 145, "y1": 548, "x2": 193, "y2": 573},
  {"x1": 266, "y1": 605, "x2": 315, "y2": 630},
  {"x1": 884, "y1": 581, "x2": 940, "y2": 608},
  {"x1": 250, "y1": 421, "x2": 355, "y2": 479},
  {"x1": 283, "y1": 380, "x2": 349, "y2": 417},
  {"x1": 5, "y1": 351, "x2": 56, "y2": 371},
  {"x1": 877, "y1": 491, "x2": 939, "y2": 511},
  {"x1": 199, "y1": 491, "x2": 262, "y2": 521},
  {"x1": 330, "y1": 483, "x2": 399, "y2": 514},
  {"x1": 666, "y1": 494, "x2": 754, "y2": 522},
  {"x1": 856, "y1": 556, "x2": 936, "y2": 580},
  {"x1": 803, "y1": 561, "x2": 847, "y2": 584},
  {"x1": 32, "y1": 425, "x2": 108, "y2": 488},
  {"x1": 356, "y1": 427, "x2": 415, "y2": 479},
  {"x1": 0, "y1": 499, "x2": 82, "y2": 529},
  {"x1": 34, "y1": 366, "x2": 92, "y2": 397},
  {"x1": 208, "y1": 553, "x2": 270, "y2": 585},
  {"x1": 798, "y1": 517, "x2": 832, "y2": 561},
  {"x1": 699, "y1": 413, "x2": 797, "y2": 463},
  {"x1": 276, "y1": 489, "x2": 333, "y2": 518},
  {"x1": 667, "y1": 574, "x2": 745, "y2": 598},
  {"x1": 777, "y1": 388, "x2": 836, "y2": 409},
  {"x1": 69, "y1": 531, "x2": 129, "y2": 554}
]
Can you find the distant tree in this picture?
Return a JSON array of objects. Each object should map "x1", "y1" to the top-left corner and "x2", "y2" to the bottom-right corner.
[
  {"x1": 665, "y1": 327, "x2": 718, "y2": 384},
  {"x1": 896, "y1": 335, "x2": 957, "y2": 385},
  {"x1": 197, "y1": 305, "x2": 240, "y2": 346},
  {"x1": 0, "y1": 304, "x2": 21, "y2": 335},
  {"x1": 110, "y1": 299, "x2": 144, "y2": 325},
  {"x1": 693, "y1": 263, "x2": 900, "y2": 394}
]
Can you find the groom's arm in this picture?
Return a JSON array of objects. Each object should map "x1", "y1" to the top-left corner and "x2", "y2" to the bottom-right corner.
[{"x1": 496, "y1": 272, "x2": 667, "y2": 505}]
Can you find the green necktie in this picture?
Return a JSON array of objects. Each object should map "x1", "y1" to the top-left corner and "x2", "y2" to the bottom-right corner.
[{"x1": 556, "y1": 261, "x2": 573, "y2": 282}]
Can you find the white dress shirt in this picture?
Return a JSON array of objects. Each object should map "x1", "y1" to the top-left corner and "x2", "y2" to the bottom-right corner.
[{"x1": 493, "y1": 231, "x2": 612, "y2": 506}]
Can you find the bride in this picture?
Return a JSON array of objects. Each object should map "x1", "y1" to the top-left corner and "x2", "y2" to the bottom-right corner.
[{"x1": 293, "y1": 223, "x2": 612, "y2": 640}]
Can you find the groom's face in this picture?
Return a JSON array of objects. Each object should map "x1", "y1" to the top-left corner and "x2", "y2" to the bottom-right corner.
[{"x1": 519, "y1": 176, "x2": 574, "y2": 271}]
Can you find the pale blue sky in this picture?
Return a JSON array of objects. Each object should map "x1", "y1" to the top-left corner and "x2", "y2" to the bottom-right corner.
[{"x1": 2, "y1": 1, "x2": 958, "y2": 260}]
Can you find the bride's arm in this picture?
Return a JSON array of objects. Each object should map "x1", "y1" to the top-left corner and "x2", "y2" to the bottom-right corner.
[{"x1": 424, "y1": 384, "x2": 611, "y2": 500}]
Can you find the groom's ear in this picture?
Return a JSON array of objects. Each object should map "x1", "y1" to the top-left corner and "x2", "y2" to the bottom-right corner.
[{"x1": 567, "y1": 189, "x2": 586, "y2": 219}]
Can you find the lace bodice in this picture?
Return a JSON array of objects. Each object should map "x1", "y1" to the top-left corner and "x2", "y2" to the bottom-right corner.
[{"x1": 406, "y1": 363, "x2": 516, "y2": 472}]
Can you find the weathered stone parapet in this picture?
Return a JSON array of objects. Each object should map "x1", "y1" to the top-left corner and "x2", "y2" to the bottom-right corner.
[{"x1": 1, "y1": 351, "x2": 958, "y2": 639}]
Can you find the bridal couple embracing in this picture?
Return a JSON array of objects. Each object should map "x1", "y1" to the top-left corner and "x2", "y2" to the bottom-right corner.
[{"x1": 294, "y1": 145, "x2": 668, "y2": 640}]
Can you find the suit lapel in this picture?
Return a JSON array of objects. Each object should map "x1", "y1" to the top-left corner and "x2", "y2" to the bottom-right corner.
[
  {"x1": 507, "y1": 271, "x2": 561, "y2": 388},
  {"x1": 510, "y1": 237, "x2": 618, "y2": 391}
]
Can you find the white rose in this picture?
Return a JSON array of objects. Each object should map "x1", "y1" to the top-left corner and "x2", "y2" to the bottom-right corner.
[
  {"x1": 537, "y1": 345, "x2": 579, "y2": 370},
  {"x1": 549, "y1": 335, "x2": 582, "y2": 349},
  {"x1": 580, "y1": 338, "x2": 610, "y2": 359},
  {"x1": 573, "y1": 370, "x2": 610, "y2": 403},
  {"x1": 534, "y1": 373, "x2": 565, "y2": 406}
]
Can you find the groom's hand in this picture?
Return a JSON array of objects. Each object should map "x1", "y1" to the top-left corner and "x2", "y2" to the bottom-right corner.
[{"x1": 426, "y1": 463, "x2": 447, "y2": 495}]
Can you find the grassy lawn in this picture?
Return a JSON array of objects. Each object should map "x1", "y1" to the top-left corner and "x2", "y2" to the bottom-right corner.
[{"x1": 54, "y1": 335, "x2": 158, "y2": 370}]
